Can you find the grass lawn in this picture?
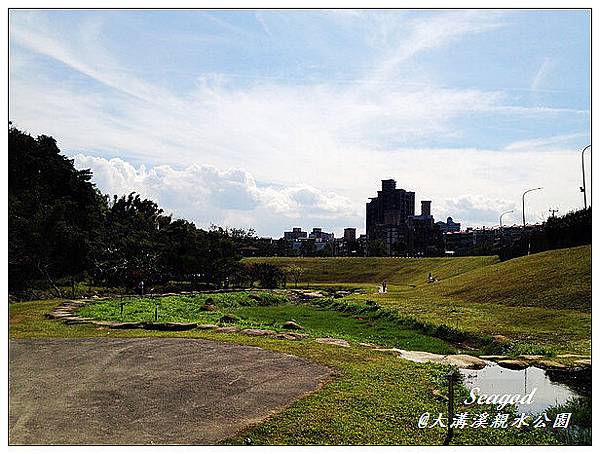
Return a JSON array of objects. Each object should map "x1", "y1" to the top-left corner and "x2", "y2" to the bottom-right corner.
[
  {"x1": 9, "y1": 299, "x2": 560, "y2": 445},
  {"x1": 247, "y1": 246, "x2": 591, "y2": 355}
]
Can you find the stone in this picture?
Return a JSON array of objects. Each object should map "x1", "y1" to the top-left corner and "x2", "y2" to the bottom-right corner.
[
  {"x1": 282, "y1": 321, "x2": 304, "y2": 330},
  {"x1": 302, "y1": 292, "x2": 326, "y2": 299},
  {"x1": 496, "y1": 359, "x2": 529, "y2": 370},
  {"x1": 201, "y1": 304, "x2": 217, "y2": 312},
  {"x1": 479, "y1": 355, "x2": 509, "y2": 360},
  {"x1": 534, "y1": 359, "x2": 569, "y2": 370},
  {"x1": 218, "y1": 314, "x2": 238, "y2": 324},
  {"x1": 197, "y1": 324, "x2": 219, "y2": 330},
  {"x1": 108, "y1": 322, "x2": 145, "y2": 330},
  {"x1": 240, "y1": 328, "x2": 277, "y2": 336},
  {"x1": 440, "y1": 354, "x2": 487, "y2": 370},
  {"x1": 143, "y1": 322, "x2": 198, "y2": 331},
  {"x1": 575, "y1": 359, "x2": 591, "y2": 366},
  {"x1": 492, "y1": 335, "x2": 510, "y2": 343},
  {"x1": 315, "y1": 337, "x2": 350, "y2": 348},
  {"x1": 521, "y1": 355, "x2": 544, "y2": 360},
  {"x1": 214, "y1": 326, "x2": 239, "y2": 333}
]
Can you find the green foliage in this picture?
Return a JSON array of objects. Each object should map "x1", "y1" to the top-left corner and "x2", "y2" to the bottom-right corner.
[{"x1": 9, "y1": 126, "x2": 258, "y2": 297}]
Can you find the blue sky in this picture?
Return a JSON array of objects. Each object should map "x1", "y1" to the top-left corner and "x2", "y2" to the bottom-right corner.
[{"x1": 9, "y1": 9, "x2": 591, "y2": 236}]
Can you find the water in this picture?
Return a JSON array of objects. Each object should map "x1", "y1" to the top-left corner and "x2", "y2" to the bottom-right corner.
[{"x1": 460, "y1": 362, "x2": 583, "y2": 414}]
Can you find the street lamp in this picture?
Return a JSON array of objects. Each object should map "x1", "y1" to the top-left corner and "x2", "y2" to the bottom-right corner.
[
  {"x1": 500, "y1": 210, "x2": 513, "y2": 228},
  {"x1": 522, "y1": 187, "x2": 542, "y2": 256},
  {"x1": 522, "y1": 187, "x2": 543, "y2": 227},
  {"x1": 580, "y1": 145, "x2": 591, "y2": 209}
]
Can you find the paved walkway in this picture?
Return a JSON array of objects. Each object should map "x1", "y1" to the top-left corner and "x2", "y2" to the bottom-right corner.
[{"x1": 9, "y1": 338, "x2": 331, "y2": 445}]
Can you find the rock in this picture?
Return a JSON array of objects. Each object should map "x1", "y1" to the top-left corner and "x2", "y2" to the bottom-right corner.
[
  {"x1": 333, "y1": 291, "x2": 350, "y2": 298},
  {"x1": 575, "y1": 359, "x2": 591, "y2": 366},
  {"x1": 496, "y1": 359, "x2": 529, "y2": 370},
  {"x1": 108, "y1": 322, "x2": 145, "y2": 330},
  {"x1": 143, "y1": 322, "x2": 198, "y2": 331},
  {"x1": 214, "y1": 326, "x2": 239, "y2": 333},
  {"x1": 196, "y1": 324, "x2": 219, "y2": 330},
  {"x1": 218, "y1": 314, "x2": 238, "y2": 323},
  {"x1": 492, "y1": 335, "x2": 510, "y2": 343},
  {"x1": 479, "y1": 355, "x2": 509, "y2": 360},
  {"x1": 302, "y1": 292, "x2": 326, "y2": 299},
  {"x1": 201, "y1": 304, "x2": 217, "y2": 312},
  {"x1": 535, "y1": 359, "x2": 569, "y2": 370},
  {"x1": 282, "y1": 320, "x2": 304, "y2": 330},
  {"x1": 440, "y1": 354, "x2": 487, "y2": 370},
  {"x1": 315, "y1": 337, "x2": 350, "y2": 348},
  {"x1": 522, "y1": 355, "x2": 544, "y2": 360},
  {"x1": 273, "y1": 333, "x2": 304, "y2": 341},
  {"x1": 240, "y1": 328, "x2": 277, "y2": 336},
  {"x1": 396, "y1": 350, "x2": 446, "y2": 364}
]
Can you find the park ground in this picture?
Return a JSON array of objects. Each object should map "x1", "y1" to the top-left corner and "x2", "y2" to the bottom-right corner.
[{"x1": 8, "y1": 245, "x2": 591, "y2": 445}]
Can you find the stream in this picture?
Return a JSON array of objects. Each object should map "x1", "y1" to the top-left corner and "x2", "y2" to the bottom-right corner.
[{"x1": 460, "y1": 362, "x2": 590, "y2": 414}]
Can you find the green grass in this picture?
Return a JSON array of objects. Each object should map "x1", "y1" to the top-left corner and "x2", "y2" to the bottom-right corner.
[
  {"x1": 437, "y1": 245, "x2": 591, "y2": 310},
  {"x1": 247, "y1": 247, "x2": 591, "y2": 355},
  {"x1": 76, "y1": 292, "x2": 457, "y2": 354},
  {"x1": 243, "y1": 255, "x2": 498, "y2": 287},
  {"x1": 9, "y1": 299, "x2": 559, "y2": 445}
]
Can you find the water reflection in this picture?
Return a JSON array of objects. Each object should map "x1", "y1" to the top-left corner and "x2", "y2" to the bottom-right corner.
[{"x1": 460, "y1": 363, "x2": 582, "y2": 414}]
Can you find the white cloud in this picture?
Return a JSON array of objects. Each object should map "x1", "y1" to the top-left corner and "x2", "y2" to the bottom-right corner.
[
  {"x1": 73, "y1": 155, "x2": 357, "y2": 235},
  {"x1": 9, "y1": 11, "x2": 590, "y2": 236}
]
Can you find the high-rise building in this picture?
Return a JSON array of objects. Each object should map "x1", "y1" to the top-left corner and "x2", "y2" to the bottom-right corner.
[
  {"x1": 366, "y1": 179, "x2": 442, "y2": 256},
  {"x1": 343, "y1": 228, "x2": 356, "y2": 242}
]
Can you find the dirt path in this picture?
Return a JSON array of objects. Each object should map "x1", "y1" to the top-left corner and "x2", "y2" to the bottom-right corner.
[{"x1": 9, "y1": 338, "x2": 331, "y2": 445}]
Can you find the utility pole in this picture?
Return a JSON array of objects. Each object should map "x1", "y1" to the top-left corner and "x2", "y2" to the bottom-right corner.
[{"x1": 580, "y1": 145, "x2": 591, "y2": 209}]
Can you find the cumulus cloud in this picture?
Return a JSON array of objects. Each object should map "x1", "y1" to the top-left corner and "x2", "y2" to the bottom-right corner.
[{"x1": 73, "y1": 154, "x2": 357, "y2": 234}]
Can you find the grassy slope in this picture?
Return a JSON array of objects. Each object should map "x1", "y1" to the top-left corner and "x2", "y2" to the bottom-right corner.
[
  {"x1": 438, "y1": 245, "x2": 591, "y2": 310},
  {"x1": 243, "y1": 256, "x2": 498, "y2": 286},
  {"x1": 9, "y1": 300, "x2": 557, "y2": 445},
  {"x1": 248, "y1": 246, "x2": 591, "y2": 354}
]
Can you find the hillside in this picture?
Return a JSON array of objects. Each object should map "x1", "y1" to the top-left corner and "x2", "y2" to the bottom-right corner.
[
  {"x1": 437, "y1": 245, "x2": 591, "y2": 310},
  {"x1": 243, "y1": 255, "x2": 498, "y2": 286}
]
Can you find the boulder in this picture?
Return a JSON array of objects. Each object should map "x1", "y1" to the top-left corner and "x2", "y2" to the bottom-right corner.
[
  {"x1": 240, "y1": 328, "x2": 277, "y2": 336},
  {"x1": 218, "y1": 314, "x2": 238, "y2": 323},
  {"x1": 214, "y1": 326, "x2": 239, "y2": 333},
  {"x1": 315, "y1": 337, "x2": 350, "y2": 348},
  {"x1": 143, "y1": 322, "x2": 198, "y2": 331},
  {"x1": 440, "y1": 354, "x2": 487, "y2": 370},
  {"x1": 196, "y1": 324, "x2": 219, "y2": 330},
  {"x1": 108, "y1": 322, "x2": 145, "y2": 330},
  {"x1": 534, "y1": 359, "x2": 569, "y2": 370},
  {"x1": 282, "y1": 320, "x2": 304, "y2": 330},
  {"x1": 575, "y1": 359, "x2": 591, "y2": 366},
  {"x1": 201, "y1": 304, "x2": 217, "y2": 312},
  {"x1": 496, "y1": 358, "x2": 529, "y2": 370}
]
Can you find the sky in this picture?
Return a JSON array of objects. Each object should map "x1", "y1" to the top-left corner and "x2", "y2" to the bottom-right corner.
[{"x1": 9, "y1": 9, "x2": 591, "y2": 237}]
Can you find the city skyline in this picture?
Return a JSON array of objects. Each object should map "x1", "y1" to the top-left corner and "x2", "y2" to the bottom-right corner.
[{"x1": 9, "y1": 9, "x2": 591, "y2": 237}]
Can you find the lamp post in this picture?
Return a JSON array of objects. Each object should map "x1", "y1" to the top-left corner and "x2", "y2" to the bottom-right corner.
[
  {"x1": 500, "y1": 210, "x2": 513, "y2": 228},
  {"x1": 522, "y1": 187, "x2": 543, "y2": 227},
  {"x1": 522, "y1": 187, "x2": 542, "y2": 255},
  {"x1": 580, "y1": 145, "x2": 591, "y2": 209}
]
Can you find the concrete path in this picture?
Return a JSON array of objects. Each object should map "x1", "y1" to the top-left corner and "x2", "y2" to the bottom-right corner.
[{"x1": 9, "y1": 338, "x2": 331, "y2": 445}]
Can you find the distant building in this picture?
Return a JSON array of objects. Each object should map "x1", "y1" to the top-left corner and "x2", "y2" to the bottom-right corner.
[
  {"x1": 343, "y1": 227, "x2": 356, "y2": 242},
  {"x1": 309, "y1": 227, "x2": 334, "y2": 242},
  {"x1": 284, "y1": 227, "x2": 307, "y2": 241},
  {"x1": 436, "y1": 217, "x2": 461, "y2": 233},
  {"x1": 366, "y1": 179, "x2": 442, "y2": 256}
]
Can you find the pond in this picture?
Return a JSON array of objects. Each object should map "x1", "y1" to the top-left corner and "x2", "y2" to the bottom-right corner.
[{"x1": 460, "y1": 362, "x2": 589, "y2": 414}]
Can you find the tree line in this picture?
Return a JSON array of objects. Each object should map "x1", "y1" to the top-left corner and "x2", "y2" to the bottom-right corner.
[{"x1": 8, "y1": 125, "x2": 285, "y2": 298}]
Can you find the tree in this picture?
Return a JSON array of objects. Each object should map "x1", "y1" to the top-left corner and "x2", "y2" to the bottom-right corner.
[{"x1": 286, "y1": 265, "x2": 305, "y2": 288}]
